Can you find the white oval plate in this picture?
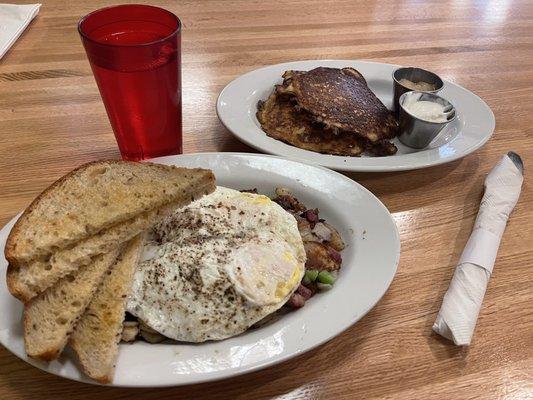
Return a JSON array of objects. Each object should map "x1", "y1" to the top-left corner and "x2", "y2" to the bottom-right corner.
[
  {"x1": 217, "y1": 60, "x2": 495, "y2": 172},
  {"x1": 0, "y1": 153, "x2": 400, "y2": 387}
]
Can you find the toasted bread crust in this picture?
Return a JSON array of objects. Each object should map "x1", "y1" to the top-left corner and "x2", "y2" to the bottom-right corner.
[
  {"x1": 70, "y1": 236, "x2": 143, "y2": 383},
  {"x1": 5, "y1": 160, "x2": 215, "y2": 266},
  {"x1": 92, "y1": 374, "x2": 112, "y2": 384},
  {"x1": 6, "y1": 160, "x2": 109, "y2": 266},
  {"x1": 23, "y1": 250, "x2": 120, "y2": 361},
  {"x1": 6, "y1": 264, "x2": 25, "y2": 302},
  {"x1": 30, "y1": 348, "x2": 60, "y2": 362},
  {"x1": 6, "y1": 201, "x2": 183, "y2": 303}
]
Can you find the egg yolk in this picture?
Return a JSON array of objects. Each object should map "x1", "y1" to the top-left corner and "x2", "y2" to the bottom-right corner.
[
  {"x1": 275, "y1": 267, "x2": 301, "y2": 300},
  {"x1": 241, "y1": 193, "x2": 271, "y2": 205},
  {"x1": 227, "y1": 242, "x2": 303, "y2": 306}
]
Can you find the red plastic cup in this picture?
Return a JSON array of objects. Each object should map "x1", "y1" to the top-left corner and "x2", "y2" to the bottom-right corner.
[{"x1": 78, "y1": 5, "x2": 182, "y2": 161}]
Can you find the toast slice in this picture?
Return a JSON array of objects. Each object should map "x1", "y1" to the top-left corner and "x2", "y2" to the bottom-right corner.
[
  {"x1": 7, "y1": 201, "x2": 179, "y2": 302},
  {"x1": 70, "y1": 235, "x2": 143, "y2": 383},
  {"x1": 6, "y1": 160, "x2": 215, "y2": 267},
  {"x1": 24, "y1": 249, "x2": 120, "y2": 361}
]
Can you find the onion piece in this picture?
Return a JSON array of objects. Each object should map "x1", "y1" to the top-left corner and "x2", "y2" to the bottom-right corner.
[
  {"x1": 121, "y1": 321, "x2": 139, "y2": 342},
  {"x1": 275, "y1": 187, "x2": 293, "y2": 197},
  {"x1": 312, "y1": 222, "x2": 332, "y2": 242},
  {"x1": 323, "y1": 222, "x2": 345, "y2": 251},
  {"x1": 317, "y1": 283, "x2": 333, "y2": 291}
]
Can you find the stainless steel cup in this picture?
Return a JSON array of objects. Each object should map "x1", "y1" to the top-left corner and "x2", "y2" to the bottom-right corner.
[
  {"x1": 392, "y1": 67, "x2": 443, "y2": 117},
  {"x1": 398, "y1": 91, "x2": 456, "y2": 149}
]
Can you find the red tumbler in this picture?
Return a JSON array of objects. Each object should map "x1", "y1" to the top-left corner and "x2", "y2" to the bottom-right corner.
[{"x1": 79, "y1": 5, "x2": 182, "y2": 160}]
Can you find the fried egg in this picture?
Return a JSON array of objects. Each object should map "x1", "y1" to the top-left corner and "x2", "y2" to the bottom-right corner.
[{"x1": 126, "y1": 187, "x2": 306, "y2": 342}]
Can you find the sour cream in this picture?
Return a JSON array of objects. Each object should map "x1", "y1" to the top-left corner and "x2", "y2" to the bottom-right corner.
[
  {"x1": 398, "y1": 78, "x2": 436, "y2": 92},
  {"x1": 402, "y1": 95, "x2": 449, "y2": 123}
]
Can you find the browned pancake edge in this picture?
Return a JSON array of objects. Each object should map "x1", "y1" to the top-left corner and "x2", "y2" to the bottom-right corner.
[{"x1": 278, "y1": 67, "x2": 398, "y2": 143}]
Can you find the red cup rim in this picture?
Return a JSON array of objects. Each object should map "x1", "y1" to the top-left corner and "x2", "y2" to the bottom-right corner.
[{"x1": 78, "y1": 4, "x2": 181, "y2": 48}]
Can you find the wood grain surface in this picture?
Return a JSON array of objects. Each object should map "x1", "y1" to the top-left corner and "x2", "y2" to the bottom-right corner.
[{"x1": 1, "y1": 0, "x2": 532, "y2": 399}]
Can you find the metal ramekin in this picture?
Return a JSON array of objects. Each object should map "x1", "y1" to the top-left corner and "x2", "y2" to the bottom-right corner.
[
  {"x1": 398, "y1": 91, "x2": 456, "y2": 149},
  {"x1": 392, "y1": 67, "x2": 444, "y2": 117}
]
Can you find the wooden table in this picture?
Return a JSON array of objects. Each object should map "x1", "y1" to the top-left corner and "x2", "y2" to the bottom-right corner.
[{"x1": 1, "y1": 0, "x2": 531, "y2": 398}]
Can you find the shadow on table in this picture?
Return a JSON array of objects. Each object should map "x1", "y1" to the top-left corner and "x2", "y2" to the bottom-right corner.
[
  {"x1": 345, "y1": 157, "x2": 477, "y2": 212},
  {"x1": 218, "y1": 135, "x2": 260, "y2": 154},
  {"x1": 344, "y1": 158, "x2": 464, "y2": 194}
]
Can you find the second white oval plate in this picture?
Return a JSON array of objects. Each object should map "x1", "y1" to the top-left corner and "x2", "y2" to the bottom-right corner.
[
  {"x1": 217, "y1": 60, "x2": 495, "y2": 172},
  {"x1": 0, "y1": 153, "x2": 400, "y2": 387}
]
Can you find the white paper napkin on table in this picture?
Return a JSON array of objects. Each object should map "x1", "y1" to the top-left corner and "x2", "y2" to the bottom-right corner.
[
  {"x1": 0, "y1": 3, "x2": 41, "y2": 59},
  {"x1": 433, "y1": 153, "x2": 524, "y2": 345}
]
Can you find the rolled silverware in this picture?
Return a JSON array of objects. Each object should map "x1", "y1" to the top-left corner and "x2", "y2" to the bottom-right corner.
[{"x1": 433, "y1": 152, "x2": 524, "y2": 345}]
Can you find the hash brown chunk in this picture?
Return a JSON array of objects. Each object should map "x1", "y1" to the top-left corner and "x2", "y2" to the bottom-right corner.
[{"x1": 257, "y1": 90, "x2": 365, "y2": 156}]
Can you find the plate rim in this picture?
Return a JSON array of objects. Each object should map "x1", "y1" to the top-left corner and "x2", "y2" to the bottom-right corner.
[
  {"x1": 216, "y1": 59, "x2": 495, "y2": 172},
  {"x1": 0, "y1": 152, "x2": 401, "y2": 387}
]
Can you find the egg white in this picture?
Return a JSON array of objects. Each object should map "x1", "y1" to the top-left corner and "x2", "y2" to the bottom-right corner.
[{"x1": 126, "y1": 187, "x2": 306, "y2": 342}]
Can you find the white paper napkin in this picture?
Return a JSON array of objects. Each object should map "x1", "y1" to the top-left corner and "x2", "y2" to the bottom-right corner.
[
  {"x1": 0, "y1": 3, "x2": 41, "y2": 59},
  {"x1": 433, "y1": 153, "x2": 524, "y2": 345}
]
